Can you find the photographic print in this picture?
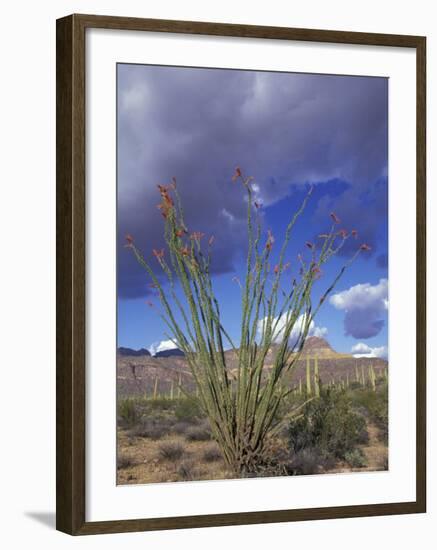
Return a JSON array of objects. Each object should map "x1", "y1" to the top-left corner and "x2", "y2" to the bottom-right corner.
[{"x1": 116, "y1": 63, "x2": 389, "y2": 485}]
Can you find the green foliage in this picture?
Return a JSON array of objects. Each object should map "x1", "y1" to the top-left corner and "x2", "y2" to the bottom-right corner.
[
  {"x1": 174, "y1": 396, "x2": 202, "y2": 421},
  {"x1": 117, "y1": 398, "x2": 139, "y2": 428},
  {"x1": 287, "y1": 387, "x2": 368, "y2": 460},
  {"x1": 344, "y1": 449, "x2": 367, "y2": 468},
  {"x1": 145, "y1": 396, "x2": 174, "y2": 411},
  {"x1": 349, "y1": 385, "x2": 388, "y2": 444}
]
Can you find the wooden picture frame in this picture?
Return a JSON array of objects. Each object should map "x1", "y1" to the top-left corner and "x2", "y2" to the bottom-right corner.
[{"x1": 56, "y1": 13, "x2": 426, "y2": 535}]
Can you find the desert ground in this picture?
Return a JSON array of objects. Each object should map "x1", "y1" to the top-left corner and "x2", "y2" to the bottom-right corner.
[{"x1": 117, "y1": 337, "x2": 388, "y2": 484}]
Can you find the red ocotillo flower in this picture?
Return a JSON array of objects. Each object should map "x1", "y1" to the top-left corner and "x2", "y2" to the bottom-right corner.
[
  {"x1": 330, "y1": 211, "x2": 341, "y2": 224},
  {"x1": 153, "y1": 248, "x2": 165, "y2": 260},
  {"x1": 180, "y1": 246, "x2": 190, "y2": 256},
  {"x1": 157, "y1": 184, "x2": 174, "y2": 217},
  {"x1": 170, "y1": 176, "x2": 177, "y2": 189},
  {"x1": 157, "y1": 184, "x2": 168, "y2": 194},
  {"x1": 351, "y1": 229, "x2": 358, "y2": 238},
  {"x1": 254, "y1": 201, "x2": 262, "y2": 209},
  {"x1": 360, "y1": 243, "x2": 371, "y2": 251},
  {"x1": 265, "y1": 229, "x2": 275, "y2": 251},
  {"x1": 266, "y1": 229, "x2": 275, "y2": 250},
  {"x1": 232, "y1": 166, "x2": 242, "y2": 182},
  {"x1": 338, "y1": 229, "x2": 348, "y2": 238},
  {"x1": 125, "y1": 234, "x2": 134, "y2": 247},
  {"x1": 311, "y1": 265, "x2": 322, "y2": 279},
  {"x1": 175, "y1": 228, "x2": 185, "y2": 238},
  {"x1": 274, "y1": 264, "x2": 280, "y2": 274}
]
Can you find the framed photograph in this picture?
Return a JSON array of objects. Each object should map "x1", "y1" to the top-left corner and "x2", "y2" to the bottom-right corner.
[{"x1": 56, "y1": 14, "x2": 426, "y2": 535}]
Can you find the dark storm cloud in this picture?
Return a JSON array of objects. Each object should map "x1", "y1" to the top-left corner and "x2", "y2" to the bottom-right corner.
[
  {"x1": 342, "y1": 311, "x2": 385, "y2": 339},
  {"x1": 330, "y1": 279, "x2": 388, "y2": 339},
  {"x1": 117, "y1": 64, "x2": 388, "y2": 298},
  {"x1": 311, "y1": 176, "x2": 388, "y2": 257}
]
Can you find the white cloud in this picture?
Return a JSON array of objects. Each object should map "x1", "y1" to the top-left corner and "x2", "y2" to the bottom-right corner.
[
  {"x1": 351, "y1": 342, "x2": 388, "y2": 359},
  {"x1": 313, "y1": 325, "x2": 328, "y2": 338},
  {"x1": 220, "y1": 208, "x2": 236, "y2": 223},
  {"x1": 330, "y1": 278, "x2": 388, "y2": 311},
  {"x1": 329, "y1": 278, "x2": 388, "y2": 339},
  {"x1": 257, "y1": 313, "x2": 327, "y2": 347},
  {"x1": 149, "y1": 339, "x2": 178, "y2": 356}
]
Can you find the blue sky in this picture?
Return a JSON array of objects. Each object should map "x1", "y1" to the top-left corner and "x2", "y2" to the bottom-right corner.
[{"x1": 117, "y1": 64, "x2": 388, "y2": 358}]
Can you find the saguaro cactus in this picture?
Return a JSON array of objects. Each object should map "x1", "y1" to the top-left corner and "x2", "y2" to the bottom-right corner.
[
  {"x1": 306, "y1": 356, "x2": 312, "y2": 396},
  {"x1": 369, "y1": 364, "x2": 376, "y2": 391},
  {"x1": 313, "y1": 356, "x2": 320, "y2": 397},
  {"x1": 153, "y1": 376, "x2": 159, "y2": 400},
  {"x1": 355, "y1": 363, "x2": 360, "y2": 384},
  {"x1": 127, "y1": 169, "x2": 367, "y2": 475}
]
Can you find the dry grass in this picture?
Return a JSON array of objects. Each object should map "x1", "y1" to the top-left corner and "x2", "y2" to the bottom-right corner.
[
  {"x1": 158, "y1": 440, "x2": 185, "y2": 461},
  {"x1": 117, "y1": 428, "x2": 231, "y2": 484}
]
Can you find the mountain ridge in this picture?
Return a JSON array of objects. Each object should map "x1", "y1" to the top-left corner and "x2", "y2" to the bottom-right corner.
[{"x1": 117, "y1": 337, "x2": 388, "y2": 397}]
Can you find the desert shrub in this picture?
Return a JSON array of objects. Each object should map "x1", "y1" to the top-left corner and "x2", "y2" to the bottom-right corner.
[
  {"x1": 202, "y1": 444, "x2": 223, "y2": 463},
  {"x1": 118, "y1": 398, "x2": 139, "y2": 428},
  {"x1": 117, "y1": 452, "x2": 134, "y2": 470},
  {"x1": 287, "y1": 448, "x2": 335, "y2": 476},
  {"x1": 344, "y1": 449, "x2": 367, "y2": 468},
  {"x1": 350, "y1": 386, "x2": 388, "y2": 444},
  {"x1": 287, "y1": 387, "x2": 368, "y2": 461},
  {"x1": 172, "y1": 420, "x2": 193, "y2": 435},
  {"x1": 158, "y1": 441, "x2": 185, "y2": 461},
  {"x1": 174, "y1": 396, "x2": 203, "y2": 422},
  {"x1": 177, "y1": 461, "x2": 196, "y2": 481},
  {"x1": 185, "y1": 423, "x2": 211, "y2": 442},
  {"x1": 146, "y1": 397, "x2": 174, "y2": 411},
  {"x1": 130, "y1": 419, "x2": 172, "y2": 440}
]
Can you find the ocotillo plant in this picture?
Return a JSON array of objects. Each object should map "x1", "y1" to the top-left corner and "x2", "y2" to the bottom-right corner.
[{"x1": 126, "y1": 168, "x2": 369, "y2": 474}]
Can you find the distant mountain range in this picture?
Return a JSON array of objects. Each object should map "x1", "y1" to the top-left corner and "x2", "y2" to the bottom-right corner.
[
  {"x1": 117, "y1": 346, "x2": 185, "y2": 358},
  {"x1": 117, "y1": 337, "x2": 388, "y2": 398},
  {"x1": 118, "y1": 347, "x2": 151, "y2": 357}
]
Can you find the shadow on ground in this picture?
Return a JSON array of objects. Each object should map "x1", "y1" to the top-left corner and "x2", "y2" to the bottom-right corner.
[{"x1": 25, "y1": 512, "x2": 56, "y2": 529}]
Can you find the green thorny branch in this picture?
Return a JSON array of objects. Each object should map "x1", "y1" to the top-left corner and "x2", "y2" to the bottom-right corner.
[{"x1": 126, "y1": 168, "x2": 371, "y2": 475}]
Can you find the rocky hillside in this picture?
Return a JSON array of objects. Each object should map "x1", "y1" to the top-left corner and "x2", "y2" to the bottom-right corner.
[{"x1": 117, "y1": 337, "x2": 388, "y2": 397}]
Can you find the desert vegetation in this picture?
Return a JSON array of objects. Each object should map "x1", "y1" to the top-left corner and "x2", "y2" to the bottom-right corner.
[
  {"x1": 117, "y1": 363, "x2": 388, "y2": 484},
  {"x1": 124, "y1": 168, "x2": 374, "y2": 477}
]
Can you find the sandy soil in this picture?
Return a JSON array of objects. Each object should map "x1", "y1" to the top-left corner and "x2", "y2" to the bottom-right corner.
[{"x1": 117, "y1": 421, "x2": 388, "y2": 485}]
